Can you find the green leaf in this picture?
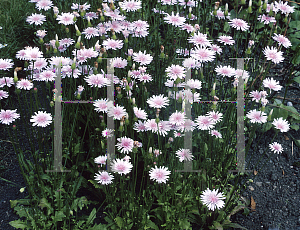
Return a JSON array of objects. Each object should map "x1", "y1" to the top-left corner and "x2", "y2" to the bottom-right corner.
[
  {"x1": 295, "y1": 140, "x2": 300, "y2": 147},
  {"x1": 212, "y1": 221, "x2": 223, "y2": 230},
  {"x1": 262, "y1": 122, "x2": 272, "y2": 132},
  {"x1": 223, "y1": 222, "x2": 248, "y2": 229},
  {"x1": 51, "y1": 210, "x2": 66, "y2": 222},
  {"x1": 293, "y1": 76, "x2": 300, "y2": 84},
  {"x1": 224, "y1": 22, "x2": 230, "y2": 32},
  {"x1": 86, "y1": 208, "x2": 97, "y2": 226},
  {"x1": 9, "y1": 219, "x2": 28, "y2": 229},
  {"x1": 279, "y1": 104, "x2": 300, "y2": 120},
  {"x1": 178, "y1": 219, "x2": 191, "y2": 229},
  {"x1": 74, "y1": 143, "x2": 80, "y2": 155},
  {"x1": 38, "y1": 198, "x2": 53, "y2": 215},
  {"x1": 255, "y1": 22, "x2": 264, "y2": 29},
  {"x1": 291, "y1": 124, "x2": 299, "y2": 131},
  {"x1": 146, "y1": 220, "x2": 159, "y2": 230},
  {"x1": 289, "y1": 21, "x2": 300, "y2": 29},
  {"x1": 115, "y1": 216, "x2": 124, "y2": 228}
]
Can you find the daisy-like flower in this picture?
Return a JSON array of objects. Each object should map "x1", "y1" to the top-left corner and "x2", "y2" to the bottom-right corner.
[
  {"x1": 275, "y1": 1, "x2": 295, "y2": 14},
  {"x1": 269, "y1": 142, "x2": 284, "y2": 154},
  {"x1": 196, "y1": 115, "x2": 216, "y2": 130},
  {"x1": 107, "y1": 104, "x2": 127, "y2": 120},
  {"x1": 133, "y1": 107, "x2": 148, "y2": 120},
  {"x1": 85, "y1": 74, "x2": 110, "y2": 88},
  {"x1": 210, "y1": 44, "x2": 222, "y2": 55},
  {"x1": 116, "y1": 137, "x2": 134, "y2": 154},
  {"x1": 161, "y1": 0, "x2": 177, "y2": 5},
  {"x1": 263, "y1": 46, "x2": 284, "y2": 64},
  {"x1": 40, "y1": 70, "x2": 56, "y2": 82},
  {"x1": 249, "y1": 90, "x2": 262, "y2": 103},
  {"x1": 200, "y1": 188, "x2": 226, "y2": 211},
  {"x1": 16, "y1": 79, "x2": 34, "y2": 90},
  {"x1": 94, "y1": 155, "x2": 107, "y2": 165},
  {"x1": 145, "y1": 119, "x2": 158, "y2": 133},
  {"x1": 207, "y1": 111, "x2": 223, "y2": 123},
  {"x1": 157, "y1": 120, "x2": 172, "y2": 137},
  {"x1": 257, "y1": 14, "x2": 276, "y2": 24},
  {"x1": 165, "y1": 64, "x2": 186, "y2": 80},
  {"x1": 26, "y1": 13, "x2": 46, "y2": 25},
  {"x1": 102, "y1": 128, "x2": 114, "y2": 138},
  {"x1": 103, "y1": 38, "x2": 123, "y2": 50},
  {"x1": 25, "y1": 47, "x2": 43, "y2": 61},
  {"x1": 120, "y1": 0, "x2": 142, "y2": 12},
  {"x1": 169, "y1": 111, "x2": 186, "y2": 126},
  {"x1": 164, "y1": 12, "x2": 186, "y2": 27},
  {"x1": 132, "y1": 51, "x2": 153, "y2": 65},
  {"x1": 138, "y1": 73, "x2": 153, "y2": 83},
  {"x1": 191, "y1": 46, "x2": 215, "y2": 63},
  {"x1": 218, "y1": 35, "x2": 235, "y2": 45},
  {"x1": 94, "y1": 99, "x2": 109, "y2": 113},
  {"x1": 111, "y1": 57, "x2": 127, "y2": 68},
  {"x1": 228, "y1": 18, "x2": 250, "y2": 31},
  {"x1": 209, "y1": 130, "x2": 222, "y2": 138},
  {"x1": 0, "y1": 109, "x2": 20, "y2": 125},
  {"x1": 149, "y1": 166, "x2": 171, "y2": 184},
  {"x1": 263, "y1": 77, "x2": 282, "y2": 91},
  {"x1": 175, "y1": 149, "x2": 194, "y2": 162},
  {"x1": 36, "y1": 0, "x2": 53, "y2": 11},
  {"x1": 272, "y1": 33, "x2": 292, "y2": 49},
  {"x1": 147, "y1": 95, "x2": 169, "y2": 109},
  {"x1": 0, "y1": 59, "x2": 13, "y2": 71},
  {"x1": 0, "y1": 90, "x2": 9, "y2": 100},
  {"x1": 94, "y1": 171, "x2": 114, "y2": 185},
  {"x1": 82, "y1": 27, "x2": 99, "y2": 39},
  {"x1": 188, "y1": 32, "x2": 211, "y2": 47},
  {"x1": 133, "y1": 120, "x2": 147, "y2": 132},
  {"x1": 272, "y1": 117, "x2": 290, "y2": 132},
  {"x1": 246, "y1": 109, "x2": 267, "y2": 124},
  {"x1": 235, "y1": 69, "x2": 249, "y2": 80},
  {"x1": 186, "y1": 79, "x2": 202, "y2": 90},
  {"x1": 57, "y1": 12, "x2": 75, "y2": 25},
  {"x1": 215, "y1": 65, "x2": 235, "y2": 77},
  {"x1": 111, "y1": 158, "x2": 133, "y2": 175},
  {"x1": 211, "y1": 9, "x2": 231, "y2": 20},
  {"x1": 30, "y1": 58, "x2": 47, "y2": 70},
  {"x1": 180, "y1": 23, "x2": 194, "y2": 33},
  {"x1": 30, "y1": 111, "x2": 52, "y2": 127},
  {"x1": 0, "y1": 77, "x2": 14, "y2": 88}
]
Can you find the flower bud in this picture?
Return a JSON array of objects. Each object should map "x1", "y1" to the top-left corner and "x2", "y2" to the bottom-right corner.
[
  {"x1": 50, "y1": 101, "x2": 54, "y2": 107},
  {"x1": 241, "y1": 0, "x2": 246, "y2": 5},
  {"x1": 269, "y1": 3, "x2": 274, "y2": 16},
  {"x1": 87, "y1": 16, "x2": 92, "y2": 27},
  {"x1": 225, "y1": 3, "x2": 228, "y2": 16},
  {"x1": 263, "y1": 0, "x2": 267, "y2": 10},
  {"x1": 55, "y1": 34, "x2": 60, "y2": 48},
  {"x1": 13, "y1": 71, "x2": 18, "y2": 83},
  {"x1": 75, "y1": 36, "x2": 81, "y2": 49}
]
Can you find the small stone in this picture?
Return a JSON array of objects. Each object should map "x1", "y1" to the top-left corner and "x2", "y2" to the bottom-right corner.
[
  {"x1": 256, "y1": 182, "x2": 263, "y2": 187},
  {"x1": 287, "y1": 102, "x2": 293, "y2": 107},
  {"x1": 248, "y1": 186, "x2": 254, "y2": 191}
]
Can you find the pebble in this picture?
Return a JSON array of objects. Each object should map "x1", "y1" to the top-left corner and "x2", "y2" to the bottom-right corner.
[
  {"x1": 287, "y1": 102, "x2": 293, "y2": 107},
  {"x1": 248, "y1": 186, "x2": 254, "y2": 191},
  {"x1": 256, "y1": 182, "x2": 263, "y2": 187}
]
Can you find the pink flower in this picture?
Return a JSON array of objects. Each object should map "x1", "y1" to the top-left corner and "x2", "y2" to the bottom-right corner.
[
  {"x1": 116, "y1": 137, "x2": 134, "y2": 154},
  {"x1": 196, "y1": 115, "x2": 216, "y2": 130},
  {"x1": 263, "y1": 46, "x2": 284, "y2": 64},
  {"x1": 175, "y1": 149, "x2": 194, "y2": 162},
  {"x1": 102, "y1": 128, "x2": 114, "y2": 138},
  {"x1": 133, "y1": 107, "x2": 148, "y2": 120},
  {"x1": 165, "y1": 64, "x2": 186, "y2": 80},
  {"x1": 133, "y1": 120, "x2": 147, "y2": 132},
  {"x1": 157, "y1": 121, "x2": 171, "y2": 137},
  {"x1": 145, "y1": 119, "x2": 158, "y2": 133},
  {"x1": 25, "y1": 47, "x2": 43, "y2": 61},
  {"x1": 111, "y1": 57, "x2": 127, "y2": 68},
  {"x1": 107, "y1": 104, "x2": 127, "y2": 120},
  {"x1": 26, "y1": 13, "x2": 46, "y2": 25},
  {"x1": 209, "y1": 130, "x2": 222, "y2": 138},
  {"x1": 111, "y1": 158, "x2": 133, "y2": 175},
  {"x1": 263, "y1": 77, "x2": 282, "y2": 91},
  {"x1": 200, "y1": 188, "x2": 226, "y2": 211},
  {"x1": 249, "y1": 90, "x2": 262, "y2": 103},
  {"x1": 0, "y1": 77, "x2": 14, "y2": 88},
  {"x1": 217, "y1": 35, "x2": 235, "y2": 45},
  {"x1": 257, "y1": 14, "x2": 276, "y2": 24},
  {"x1": 272, "y1": 117, "x2": 290, "y2": 132},
  {"x1": 138, "y1": 73, "x2": 153, "y2": 83},
  {"x1": 30, "y1": 111, "x2": 52, "y2": 127},
  {"x1": 40, "y1": 70, "x2": 56, "y2": 82},
  {"x1": 215, "y1": 65, "x2": 235, "y2": 77},
  {"x1": 0, "y1": 59, "x2": 13, "y2": 71},
  {"x1": 132, "y1": 51, "x2": 153, "y2": 65},
  {"x1": 164, "y1": 12, "x2": 186, "y2": 27},
  {"x1": 85, "y1": 74, "x2": 110, "y2": 88},
  {"x1": 57, "y1": 12, "x2": 75, "y2": 25},
  {"x1": 0, "y1": 109, "x2": 20, "y2": 125},
  {"x1": 269, "y1": 142, "x2": 284, "y2": 154},
  {"x1": 191, "y1": 46, "x2": 215, "y2": 63},
  {"x1": 149, "y1": 166, "x2": 171, "y2": 184},
  {"x1": 272, "y1": 33, "x2": 292, "y2": 48},
  {"x1": 275, "y1": 1, "x2": 295, "y2": 14},
  {"x1": 186, "y1": 79, "x2": 202, "y2": 89},
  {"x1": 16, "y1": 79, "x2": 34, "y2": 90},
  {"x1": 94, "y1": 99, "x2": 109, "y2": 113},
  {"x1": 0, "y1": 90, "x2": 9, "y2": 100},
  {"x1": 188, "y1": 32, "x2": 211, "y2": 47},
  {"x1": 235, "y1": 69, "x2": 249, "y2": 80},
  {"x1": 169, "y1": 111, "x2": 186, "y2": 126},
  {"x1": 207, "y1": 111, "x2": 223, "y2": 123},
  {"x1": 94, "y1": 171, "x2": 114, "y2": 185},
  {"x1": 147, "y1": 95, "x2": 169, "y2": 109},
  {"x1": 94, "y1": 155, "x2": 107, "y2": 165},
  {"x1": 82, "y1": 27, "x2": 99, "y2": 39},
  {"x1": 103, "y1": 38, "x2": 123, "y2": 50},
  {"x1": 210, "y1": 44, "x2": 222, "y2": 55},
  {"x1": 246, "y1": 109, "x2": 267, "y2": 124},
  {"x1": 120, "y1": 0, "x2": 142, "y2": 12},
  {"x1": 228, "y1": 18, "x2": 250, "y2": 31},
  {"x1": 36, "y1": 0, "x2": 53, "y2": 11}
]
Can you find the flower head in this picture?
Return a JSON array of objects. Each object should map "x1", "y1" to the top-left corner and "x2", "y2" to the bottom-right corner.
[
  {"x1": 0, "y1": 109, "x2": 20, "y2": 125},
  {"x1": 57, "y1": 12, "x2": 75, "y2": 25},
  {"x1": 263, "y1": 77, "x2": 282, "y2": 91},
  {"x1": 26, "y1": 13, "x2": 46, "y2": 25},
  {"x1": 30, "y1": 111, "x2": 52, "y2": 127},
  {"x1": 228, "y1": 18, "x2": 249, "y2": 31},
  {"x1": 269, "y1": 142, "x2": 284, "y2": 154},
  {"x1": 272, "y1": 117, "x2": 290, "y2": 132},
  {"x1": 0, "y1": 59, "x2": 13, "y2": 71},
  {"x1": 111, "y1": 158, "x2": 133, "y2": 175},
  {"x1": 147, "y1": 95, "x2": 169, "y2": 109},
  {"x1": 149, "y1": 166, "x2": 171, "y2": 184},
  {"x1": 116, "y1": 137, "x2": 134, "y2": 154},
  {"x1": 175, "y1": 149, "x2": 194, "y2": 162},
  {"x1": 94, "y1": 155, "x2": 107, "y2": 165},
  {"x1": 94, "y1": 171, "x2": 114, "y2": 185},
  {"x1": 263, "y1": 46, "x2": 284, "y2": 64},
  {"x1": 200, "y1": 188, "x2": 226, "y2": 211}
]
